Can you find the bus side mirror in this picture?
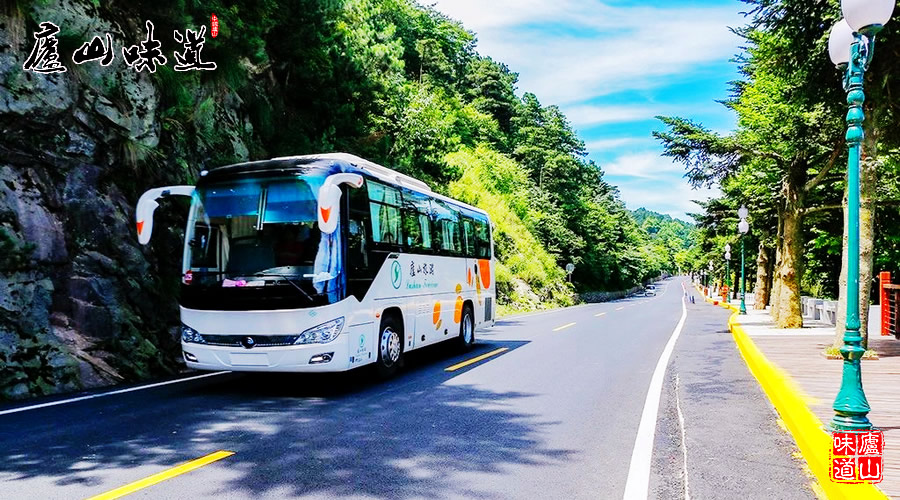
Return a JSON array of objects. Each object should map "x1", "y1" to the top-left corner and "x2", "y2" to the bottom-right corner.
[
  {"x1": 318, "y1": 173, "x2": 364, "y2": 234},
  {"x1": 136, "y1": 185, "x2": 195, "y2": 244}
]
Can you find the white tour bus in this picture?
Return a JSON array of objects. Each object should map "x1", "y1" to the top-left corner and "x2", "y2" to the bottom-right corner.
[{"x1": 136, "y1": 153, "x2": 496, "y2": 376}]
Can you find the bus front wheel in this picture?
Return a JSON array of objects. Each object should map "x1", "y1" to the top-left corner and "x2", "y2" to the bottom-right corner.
[{"x1": 376, "y1": 315, "x2": 403, "y2": 378}]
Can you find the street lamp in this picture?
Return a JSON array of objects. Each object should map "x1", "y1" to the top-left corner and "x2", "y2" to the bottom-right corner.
[
  {"x1": 708, "y1": 261, "x2": 714, "y2": 289},
  {"x1": 826, "y1": 0, "x2": 893, "y2": 431},
  {"x1": 724, "y1": 244, "x2": 731, "y2": 300},
  {"x1": 738, "y1": 206, "x2": 750, "y2": 314}
]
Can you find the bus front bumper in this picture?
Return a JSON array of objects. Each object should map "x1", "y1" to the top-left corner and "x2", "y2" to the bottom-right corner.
[{"x1": 181, "y1": 334, "x2": 361, "y2": 372}]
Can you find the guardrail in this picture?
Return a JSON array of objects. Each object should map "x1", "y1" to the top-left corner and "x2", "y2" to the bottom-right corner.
[
  {"x1": 881, "y1": 271, "x2": 900, "y2": 339},
  {"x1": 579, "y1": 285, "x2": 643, "y2": 303},
  {"x1": 801, "y1": 296, "x2": 838, "y2": 325}
]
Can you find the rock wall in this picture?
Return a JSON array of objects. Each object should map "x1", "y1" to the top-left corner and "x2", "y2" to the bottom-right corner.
[{"x1": 0, "y1": 1, "x2": 253, "y2": 399}]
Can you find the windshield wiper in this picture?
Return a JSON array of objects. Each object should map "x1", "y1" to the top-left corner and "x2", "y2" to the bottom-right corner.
[{"x1": 252, "y1": 273, "x2": 315, "y2": 302}]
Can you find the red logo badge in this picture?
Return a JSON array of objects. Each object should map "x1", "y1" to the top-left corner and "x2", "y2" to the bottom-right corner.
[
  {"x1": 830, "y1": 430, "x2": 884, "y2": 483},
  {"x1": 210, "y1": 14, "x2": 219, "y2": 38}
]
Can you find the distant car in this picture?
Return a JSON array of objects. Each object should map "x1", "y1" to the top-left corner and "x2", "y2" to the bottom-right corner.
[{"x1": 644, "y1": 285, "x2": 657, "y2": 296}]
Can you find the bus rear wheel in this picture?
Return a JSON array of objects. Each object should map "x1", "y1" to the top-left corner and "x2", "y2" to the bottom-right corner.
[
  {"x1": 376, "y1": 315, "x2": 403, "y2": 378},
  {"x1": 458, "y1": 304, "x2": 475, "y2": 351}
]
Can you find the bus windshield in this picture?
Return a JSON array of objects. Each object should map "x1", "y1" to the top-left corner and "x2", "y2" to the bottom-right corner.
[{"x1": 181, "y1": 175, "x2": 343, "y2": 310}]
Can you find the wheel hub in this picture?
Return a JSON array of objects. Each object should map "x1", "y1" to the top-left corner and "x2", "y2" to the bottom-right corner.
[{"x1": 380, "y1": 327, "x2": 400, "y2": 365}]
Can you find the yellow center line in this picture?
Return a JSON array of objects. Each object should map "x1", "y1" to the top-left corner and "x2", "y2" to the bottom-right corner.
[
  {"x1": 615, "y1": 306, "x2": 625, "y2": 311},
  {"x1": 552, "y1": 322, "x2": 577, "y2": 332},
  {"x1": 445, "y1": 347, "x2": 509, "y2": 372},
  {"x1": 594, "y1": 312, "x2": 607, "y2": 317},
  {"x1": 86, "y1": 450, "x2": 235, "y2": 500}
]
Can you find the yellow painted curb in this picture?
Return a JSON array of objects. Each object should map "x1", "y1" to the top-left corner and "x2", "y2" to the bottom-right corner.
[{"x1": 727, "y1": 312, "x2": 888, "y2": 500}]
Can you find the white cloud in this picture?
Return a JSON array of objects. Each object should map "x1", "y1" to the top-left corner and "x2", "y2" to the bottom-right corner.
[
  {"x1": 615, "y1": 180, "x2": 720, "y2": 221},
  {"x1": 565, "y1": 105, "x2": 657, "y2": 127},
  {"x1": 432, "y1": 0, "x2": 744, "y2": 106},
  {"x1": 584, "y1": 137, "x2": 645, "y2": 152},
  {"x1": 601, "y1": 151, "x2": 683, "y2": 179},
  {"x1": 596, "y1": 152, "x2": 720, "y2": 220},
  {"x1": 432, "y1": 0, "x2": 587, "y2": 30}
]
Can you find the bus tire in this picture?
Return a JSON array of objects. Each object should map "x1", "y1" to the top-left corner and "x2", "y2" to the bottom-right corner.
[
  {"x1": 458, "y1": 304, "x2": 475, "y2": 351},
  {"x1": 376, "y1": 314, "x2": 403, "y2": 378}
]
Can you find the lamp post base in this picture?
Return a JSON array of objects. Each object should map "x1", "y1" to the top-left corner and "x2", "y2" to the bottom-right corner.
[
  {"x1": 831, "y1": 340, "x2": 872, "y2": 431},
  {"x1": 831, "y1": 413, "x2": 872, "y2": 431}
]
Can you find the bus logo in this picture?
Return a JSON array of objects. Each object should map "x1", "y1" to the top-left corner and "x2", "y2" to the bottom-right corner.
[{"x1": 391, "y1": 261, "x2": 402, "y2": 289}]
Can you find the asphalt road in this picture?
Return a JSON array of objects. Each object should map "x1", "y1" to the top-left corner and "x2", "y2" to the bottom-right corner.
[{"x1": 0, "y1": 277, "x2": 810, "y2": 499}]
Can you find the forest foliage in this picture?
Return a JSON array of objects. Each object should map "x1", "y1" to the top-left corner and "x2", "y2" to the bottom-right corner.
[
  {"x1": 111, "y1": 0, "x2": 692, "y2": 310},
  {"x1": 656, "y1": 0, "x2": 900, "y2": 334}
]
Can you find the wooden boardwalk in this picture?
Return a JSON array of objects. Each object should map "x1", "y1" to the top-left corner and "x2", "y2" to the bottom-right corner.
[{"x1": 750, "y1": 320, "x2": 900, "y2": 498}]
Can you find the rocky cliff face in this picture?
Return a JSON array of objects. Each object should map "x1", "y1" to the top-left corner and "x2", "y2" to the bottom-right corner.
[{"x1": 0, "y1": 1, "x2": 253, "y2": 399}]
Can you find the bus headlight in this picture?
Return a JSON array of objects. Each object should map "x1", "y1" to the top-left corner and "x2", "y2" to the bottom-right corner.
[
  {"x1": 181, "y1": 324, "x2": 206, "y2": 344},
  {"x1": 295, "y1": 317, "x2": 344, "y2": 344}
]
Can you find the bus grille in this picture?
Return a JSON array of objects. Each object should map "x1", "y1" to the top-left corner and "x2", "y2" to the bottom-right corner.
[
  {"x1": 485, "y1": 298, "x2": 493, "y2": 321},
  {"x1": 200, "y1": 334, "x2": 299, "y2": 347}
]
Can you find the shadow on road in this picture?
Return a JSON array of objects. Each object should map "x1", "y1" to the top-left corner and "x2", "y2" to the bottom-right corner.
[{"x1": 0, "y1": 339, "x2": 577, "y2": 498}]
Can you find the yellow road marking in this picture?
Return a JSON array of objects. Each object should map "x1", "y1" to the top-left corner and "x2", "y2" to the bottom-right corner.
[
  {"x1": 86, "y1": 450, "x2": 235, "y2": 500},
  {"x1": 552, "y1": 322, "x2": 576, "y2": 332},
  {"x1": 445, "y1": 347, "x2": 509, "y2": 372},
  {"x1": 615, "y1": 306, "x2": 625, "y2": 311},
  {"x1": 594, "y1": 312, "x2": 607, "y2": 317}
]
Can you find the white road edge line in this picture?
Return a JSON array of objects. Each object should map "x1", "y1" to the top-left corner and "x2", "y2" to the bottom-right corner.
[
  {"x1": 0, "y1": 371, "x2": 229, "y2": 416},
  {"x1": 675, "y1": 374, "x2": 691, "y2": 500},
  {"x1": 623, "y1": 282, "x2": 688, "y2": 500}
]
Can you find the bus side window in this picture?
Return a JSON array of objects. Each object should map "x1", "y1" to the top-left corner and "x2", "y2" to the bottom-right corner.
[
  {"x1": 367, "y1": 180, "x2": 402, "y2": 247},
  {"x1": 417, "y1": 212, "x2": 433, "y2": 250},
  {"x1": 474, "y1": 217, "x2": 491, "y2": 259},
  {"x1": 461, "y1": 217, "x2": 476, "y2": 258},
  {"x1": 430, "y1": 214, "x2": 443, "y2": 252},
  {"x1": 401, "y1": 189, "x2": 431, "y2": 253},
  {"x1": 431, "y1": 200, "x2": 462, "y2": 255}
]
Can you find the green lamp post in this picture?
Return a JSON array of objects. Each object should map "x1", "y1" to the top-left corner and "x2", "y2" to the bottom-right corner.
[
  {"x1": 738, "y1": 206, "x2": 749, "y2": 315},
  {"x1": 724, "y1": 244, "x2": 731, "y2": 301},
  {"x1": 827, "y1": 0, "x2": 894, "y2": 431}
]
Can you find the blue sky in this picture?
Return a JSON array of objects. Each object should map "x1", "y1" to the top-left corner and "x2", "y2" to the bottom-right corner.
[{"x1": 431, "y1": 0, "x2": 748, "y2": 221}]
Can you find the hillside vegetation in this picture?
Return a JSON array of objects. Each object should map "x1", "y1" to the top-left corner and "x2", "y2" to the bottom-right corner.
[{"x1": 0, "y1": 0, "x2": 692, "y2": 399}]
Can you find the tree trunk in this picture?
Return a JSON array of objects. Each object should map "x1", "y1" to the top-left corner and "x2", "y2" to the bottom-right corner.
[
  {"x1": 776, "y1": 212, "x2": 804, "y2": 327},
  {"x1": 859, "y1": 153, "x2": 876, "y2": 348},
  {"x1": 766, "y1": 237, "x2": 776, "y2": 306},
  {"x1": 771, "y1": 212, "x2": 784, "y2": 321},
  {"x1": 733, "y1": 266, "x2": 739, "y2": 300},
  {"x1": 835, "y1": 190, "x2": 849, "y2": 347},
  {"x1": 754, "y1": 239, "x2": 770, "y2": 310},
  {"x1": 774, "y1": 173, "x2": 804, "y2": 329}
]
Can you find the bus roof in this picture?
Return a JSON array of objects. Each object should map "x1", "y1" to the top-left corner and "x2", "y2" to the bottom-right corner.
[{"x1": 201, "y1": 153, "x2": 489, "y2": 217}]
